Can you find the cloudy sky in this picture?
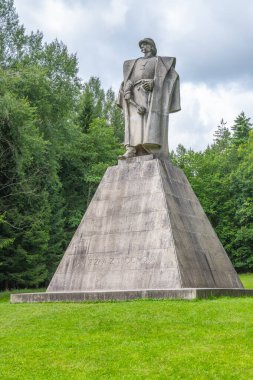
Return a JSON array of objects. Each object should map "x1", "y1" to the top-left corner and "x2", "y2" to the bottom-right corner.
[{"x1": 14, "y1": 0, "x2": 253, "y2": 151}]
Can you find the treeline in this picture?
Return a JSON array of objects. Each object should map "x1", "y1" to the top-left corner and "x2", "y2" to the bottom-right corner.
[
  {"x1": 170, "y1": 115, "x2": 253, "y2": 272},
  {"x1": 0, "y1": 0, "x2": 123, "y2": 289},
  {"x1": 0, "y1": 1, "x2": 252, "y2": 290}
]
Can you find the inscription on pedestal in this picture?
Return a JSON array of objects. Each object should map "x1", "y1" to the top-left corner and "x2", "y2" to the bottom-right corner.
[{"x1": 85, "y1": 253, "x2": 175, "y2": 272}]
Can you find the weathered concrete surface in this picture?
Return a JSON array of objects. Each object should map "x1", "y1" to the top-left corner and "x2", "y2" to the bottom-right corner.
[
  {"x1": 46, "y1": 155, "x2": 243, "y2": 292},
  {"x1": 11, "y1": 288, "x2": 253, "y2": 303}
]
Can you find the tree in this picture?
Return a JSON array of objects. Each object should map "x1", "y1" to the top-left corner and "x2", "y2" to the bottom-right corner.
[
  {"x1": 0, "y1": 71, "x2": 50, "y2": 288},
  {"x1": 77, "y1": 77, "x2": 124, "y2": 140},
  {"x1": 0, "y1": 0, "x2": 81, "y2": 289},
  {"x1": 171, "y1": 114, "x2": 253, "y2": 272},
  {"x1": 228, "y1": 131, "x2": 253, "y2": 270},
  {"x1": 213, "y1": 119, "x2": 231, "y2": 151},
  {"x1": 231, "y1": 112, "x2": 252, "y2": 147}
]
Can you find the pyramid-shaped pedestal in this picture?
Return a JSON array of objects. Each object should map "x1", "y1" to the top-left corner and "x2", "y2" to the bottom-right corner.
[{"x1": 47, "y1": 155, "x2": 243, "y2": 292}]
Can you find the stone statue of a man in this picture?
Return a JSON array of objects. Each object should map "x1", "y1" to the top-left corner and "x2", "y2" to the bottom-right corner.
[{"x1": 117, "y1": 38, "x2": 181, "y2": 159}]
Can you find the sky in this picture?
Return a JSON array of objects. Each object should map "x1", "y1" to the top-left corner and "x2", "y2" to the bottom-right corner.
[{"x1": 14, "y1": 0, "x2": 253, "y2": 151}]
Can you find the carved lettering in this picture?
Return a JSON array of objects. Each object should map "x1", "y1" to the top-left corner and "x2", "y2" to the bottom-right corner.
[{"x1": 86, "y1": 254, "x2": 157, "y2": 271}]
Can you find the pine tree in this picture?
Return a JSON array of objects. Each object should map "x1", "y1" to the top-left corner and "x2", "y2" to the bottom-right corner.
[
  {"x1": 213, "y1": 119, "x2": 231, "y2": 151},
  {"x1": 231, "y1": 112, "x2": 252, "y2": 147}
]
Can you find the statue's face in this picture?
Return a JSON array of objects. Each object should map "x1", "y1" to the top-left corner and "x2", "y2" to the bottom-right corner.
[{"x1": 140, "y1": 42, "x2": 153, "y2": 56}]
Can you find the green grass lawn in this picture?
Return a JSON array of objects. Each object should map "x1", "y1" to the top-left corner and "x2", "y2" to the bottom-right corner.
[
  {"x1": 0, "y1": 274, "x2": 253, "y2": 380},
  {"x1": 240, "y1": 273, "x2": 253, "y2": 289}
]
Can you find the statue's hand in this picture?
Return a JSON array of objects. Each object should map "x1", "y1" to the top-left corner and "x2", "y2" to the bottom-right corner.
[
  {"x1": 124, "y1": 92, "x2": 131, "y2": 101},
  {"x1": 137, "y1": 106, "x2": 146, "y2": 115},
  {"x1": 124, "y1": 80, "x2": 133, "y2": 100},
  {"x1": 142, "y1": 79, "x2": 154, "y2": 92}
]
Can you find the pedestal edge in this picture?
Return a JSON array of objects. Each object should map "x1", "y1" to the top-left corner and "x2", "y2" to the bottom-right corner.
[{"x1": 10, "y1": 288, "x2": 253, "y2": 303}]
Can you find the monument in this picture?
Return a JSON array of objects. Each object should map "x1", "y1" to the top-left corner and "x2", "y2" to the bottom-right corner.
[
  {"x1": 117, "y1": 38, "x2": 180, "y2": 159},
  {"x1": 12, "y1": 38, "x2": 253, "y2": 303}
]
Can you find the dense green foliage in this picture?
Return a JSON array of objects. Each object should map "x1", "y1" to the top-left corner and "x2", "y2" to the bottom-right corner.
[
  {"x1": 1, "y1": 294, "x2": 253, "y2": 379},
  {"x1": 0, "y1": 0, "x2": 123, "y2": 290},
  {"x1": 170, "y1": 114, "x2": 253, "y2": 271}
]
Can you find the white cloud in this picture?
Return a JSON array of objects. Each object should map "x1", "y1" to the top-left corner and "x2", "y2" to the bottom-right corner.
[
  {"x1": 171, "y1": 82, "x2": 253, "y2": 151},
  {"x1": 100, "y1": 0, "x2": 129, "y2": 28},
  {"x1": 15, "y1": 0, "x2": 94, "y2": 42},
  {"x1": 14, "y1": 0, "x2": 130, "y2": 83},
  {"x1": 15, "y1": 0, "x2": 128, "y2": 42}
]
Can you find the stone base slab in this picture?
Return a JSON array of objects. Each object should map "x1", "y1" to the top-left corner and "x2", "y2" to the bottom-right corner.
[{"x1": 11, "y1": 288, "x2": 253, "y2": 303}]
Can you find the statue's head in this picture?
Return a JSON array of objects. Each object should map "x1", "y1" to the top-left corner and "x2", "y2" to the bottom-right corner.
[{"x1": 139, "y1": 38, "x2": 157, "y2": 57}]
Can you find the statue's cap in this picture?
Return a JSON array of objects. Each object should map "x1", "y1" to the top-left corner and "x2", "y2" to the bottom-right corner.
[{"x1": 138, "y1": 38, "x2": 157, "y2": 55}]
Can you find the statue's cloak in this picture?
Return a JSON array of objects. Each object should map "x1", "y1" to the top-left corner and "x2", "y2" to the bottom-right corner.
[{"x1": 117, "y1": 56, "x2": 181, "y2": 156}]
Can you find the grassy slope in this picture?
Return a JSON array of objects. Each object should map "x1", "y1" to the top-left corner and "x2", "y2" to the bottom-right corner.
[{"x1": 0, "y1": 275, "x2": 253, "y2": 380}]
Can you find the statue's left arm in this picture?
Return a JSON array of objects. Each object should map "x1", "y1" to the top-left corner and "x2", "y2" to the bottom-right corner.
[
  {"x1": 157, "y1": 57, "x2": 181, "y2": 114},
  {"x1": 169, "y1": 73, "x2": 181, "y2": 113}
]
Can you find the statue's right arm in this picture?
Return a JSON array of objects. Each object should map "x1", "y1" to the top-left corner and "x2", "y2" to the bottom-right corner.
[{"x1": 116, "y1": 81, "x2": 124, "y2": 109}]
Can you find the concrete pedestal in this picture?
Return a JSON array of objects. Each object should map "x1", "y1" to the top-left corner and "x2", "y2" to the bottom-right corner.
[{"x1": 12, "y1": 155, "x2": 248, "y2": 303}]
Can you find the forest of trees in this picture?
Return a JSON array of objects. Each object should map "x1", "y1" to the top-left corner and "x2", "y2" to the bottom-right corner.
[
  {"x1": 0, "y1": 0, "x2": 252, "y2": 290},
  {"x1": 170, "y1": 114, "x2": 253, "y2": 272}
]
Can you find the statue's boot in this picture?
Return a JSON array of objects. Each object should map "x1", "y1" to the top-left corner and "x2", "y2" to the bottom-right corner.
[{"x1": 118, "y1": 146, "x2": 136, "y2": 160}]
